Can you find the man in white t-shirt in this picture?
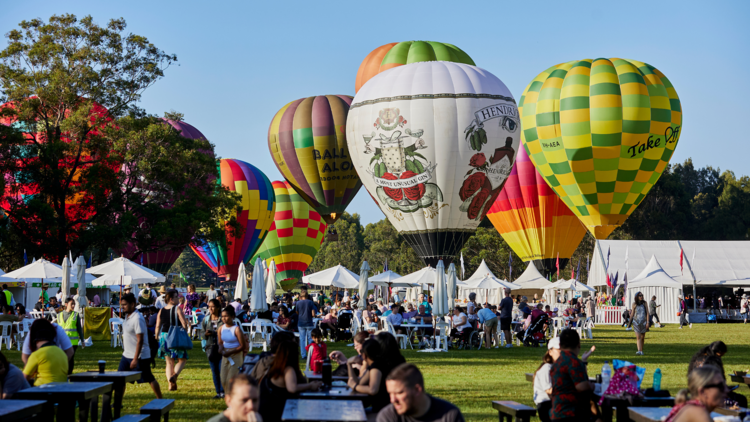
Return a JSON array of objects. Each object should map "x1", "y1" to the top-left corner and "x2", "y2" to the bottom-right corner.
[
  {"x1": 22, "y1": 322, "x2": 74, "y2": 365},
  {"x1": 154, "y1": 286, "x2": 167, "y2": 309},
  {"x1": 206, "y1": 284, "x2": 218, "y2": 301},
  {"x1": 118, "y1": 293, "x2": 162, "y2": 398}
]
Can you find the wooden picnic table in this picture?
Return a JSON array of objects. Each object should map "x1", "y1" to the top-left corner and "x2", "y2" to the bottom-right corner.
[
  {"x1": 601, "y1": 396, "x2": 675, "y2": 422},
  {"x1": 16, "y1": 381, "x2": 113, "y2": 422},
  {"x1": 69, "y1": 371, "x2": 142, "y2": 421},
  {"x1": 300, "y1": 387, "x2": 369, "y2": 401},
  {"x1": 730, "y1": 373, "x2": 750, "y2": 386},
  {"x1": 525, "y1": 372, "x2": 598, "y2": 383},
  {"x1": 282, "y1": 399, "x2": 366, "y2": 421},
  {"x1": 628, "y1": 407, "x2": 723, "y2": 422},
  {"x1": 0, "y1": 400, "x2": 47, "y2": 422},
  {"x1": 307, "y1": 373, "x2": 349, "y2": 382},
  {"x1": 400, "y1": 322, "x2": 433, "y2": 346}
]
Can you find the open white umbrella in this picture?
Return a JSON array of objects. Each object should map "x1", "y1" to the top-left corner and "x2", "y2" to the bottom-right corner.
[
  {"x1": 447, "y1": 263, "x2": 458, "y2": 308},
  {"x1": 88, "y1": 257, "x2": 165, "y2": 316},
  {"x1": 60, "y1": 257, "x2": 71, "y2": 303},
  {"x1": 5, "y1": 259, "x2": 64, "y2": 279},
  {"x1": 74, "y1": 256, "x2": 88, "y2": 312},
  {"x1": 266, "y1": 260, "x2": 277, "y2": 304},
  {"x1": 235, "y1": 262, "x2": 248, "y2": 302},
  {"x1": 250, "y1": 258, "x2": 266, "y2": 312},
  {"x1": 358, "y1": 261, "x2": 371, "y2": 309}
]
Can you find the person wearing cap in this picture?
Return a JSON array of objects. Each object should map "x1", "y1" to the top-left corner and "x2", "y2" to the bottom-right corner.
[
  {"x1": 741, "y1": 295, "x2": 748, "y2": 324},
  {"x1": 533, "y1": 337, "x2": 562, "y2": 422}
]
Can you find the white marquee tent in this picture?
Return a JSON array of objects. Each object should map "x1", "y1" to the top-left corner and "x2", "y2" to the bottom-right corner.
[
  {"x1": 458, "y1": 260, "x2": 511, "y2": 304},
  {"x1": 625, "y1": 256, "x2": 683, "y2": 324},
  {"x1": 512, "y1": 263, "x2": 552, "y2": 290},
  {"x1": 590, "y1": 240, "x2": 750, "y2": 288}
]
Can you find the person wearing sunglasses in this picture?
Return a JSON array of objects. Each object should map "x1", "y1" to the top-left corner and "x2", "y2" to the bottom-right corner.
[{"x1": 665, "y1": 365, "x2": 727, "y2": 422}]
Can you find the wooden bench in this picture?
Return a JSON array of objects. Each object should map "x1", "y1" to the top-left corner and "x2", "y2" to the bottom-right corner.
[
  {"x1": 140, "y1": 399, "x2": 175, "y2": 422},
  {"x1": 492, "y1": 401, "x2": 536, "y2": 422},
  {"x1": 715, "y1": 405, "x2": 748, "y2": 419},
  {"x1": 113, "y1": 415, "x2": 151, "y2": 422}
]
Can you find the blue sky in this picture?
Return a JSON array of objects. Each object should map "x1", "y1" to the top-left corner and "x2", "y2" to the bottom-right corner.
[{"x1": 3, "y1": 1, "x2": 748, "y2": 225}]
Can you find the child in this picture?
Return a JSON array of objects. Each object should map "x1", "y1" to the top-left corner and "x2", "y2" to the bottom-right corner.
[
  {"x1": 307, "y1": 328, "x2": 327, "y2": 374},
  {"x1": 622, "y1": 308, "x2": 631, "y2": 328},
  {"x1": 320, "y1": 308, "x2": 337, "y2": 340}
]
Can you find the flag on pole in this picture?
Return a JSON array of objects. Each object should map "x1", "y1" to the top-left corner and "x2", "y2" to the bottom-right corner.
[
  {"x1": 460, "y1": 252, "x2": 465, "y2": 279},
  {"x1": 509, "y1": 254, "x2": 513, "y2": 281},
  {"x1": 88, "y1": 252, "x2": 92, "y2": 268},
  {"x1": 571, "y1": 262, "x2": 575, "y2": 280},
  {"x1": 140, "y1": 254, "x2": 144, "y2": 265},
  {"x1": 110, "y1": 252, "x2": 113, "y2": 261},
  {"x1": 23, "y1": 249, "x2": 27, "y2": 265},
  {"x1": 679, "y1": 248, "x2": 684, "y2": 274},
  {"x1": 556, "y1": 253, "x2": 560, "y2": 279},
  {"x1": 383, "y1": 259, "x2": 388, "y2": 272}
]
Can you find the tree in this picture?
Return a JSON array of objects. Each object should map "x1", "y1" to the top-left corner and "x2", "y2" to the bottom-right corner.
[
  {"x1": 310, "y1": 212, "x2": 365, "y2": 272},
  {"x1": 171, "y1": 247, "x2": 219, "y2": 287},
  {"x1": 0, "y1": 15, "x2": 240, "y2": 267},
  {"x1": 363, "y1": 218, "x2": 422, "y2": 275}
]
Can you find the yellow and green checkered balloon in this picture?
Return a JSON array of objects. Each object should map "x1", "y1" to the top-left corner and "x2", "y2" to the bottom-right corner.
[{"x1": 519, "y1": 58, "x2": 682, "y2": 239}]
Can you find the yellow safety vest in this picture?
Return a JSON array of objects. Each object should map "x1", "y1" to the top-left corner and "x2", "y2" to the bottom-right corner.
[
  {"x1": 2, "y1": 290, "x2": 10, "y2": 305},
  {"x1": 59, "y1": 311, "x2": 80, "y2": 346}
]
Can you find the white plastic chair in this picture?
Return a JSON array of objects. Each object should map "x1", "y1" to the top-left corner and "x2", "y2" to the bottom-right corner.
[
  {"x1": 434, "y1": 321, "x2": 450, "y2": 351},
  {"x1": 16, "y1": 319, "x2": 33, "y2": 351},
  {"x1": 248, "y1": 319, "x2": 271, "y2": 352},
  {"x1": 581, "y1": 317, "x2": 594, "y2": 339},
  {"x1": 551, "y1": 317, "x2": 565, "y2": 337},
  {"x1": 303, "y1": 351, "x2": 314, "y2": 378},
  {"x1": 384, "y1": 319, "x2": 410, "y2": 350},
  {"x1": 30, "y1": 311, "x2": 44, "y2": 319},
  {"x1": 0, "y1": 322, "x2": 12, "y2": 350},
  {"x1": 109, "y1": 318, "x2": 123, "y2": 348}
]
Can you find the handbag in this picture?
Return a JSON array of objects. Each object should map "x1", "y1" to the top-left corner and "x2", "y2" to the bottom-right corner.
[{"x1": 166, "y1": 307, "x2": 193, "y2": 351}]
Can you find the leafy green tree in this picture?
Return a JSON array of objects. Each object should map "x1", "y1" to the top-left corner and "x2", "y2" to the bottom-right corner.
[
  {"x1": 171, "y1": 247, "x2": 219, "y2": 287},
  {"x1": 310, "y1": 212, "x2": 365, "y2": 272},
  {"x1": 362, "y1": 218, "x2": 422, "y2": 275},
  {"x1": 0, "y1": 14, "x2": 240, "y2": 267}
]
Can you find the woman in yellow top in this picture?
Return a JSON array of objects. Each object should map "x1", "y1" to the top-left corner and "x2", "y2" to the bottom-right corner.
[{"x1": 23, "y1": 319, "x2": 68, "y2": 385}]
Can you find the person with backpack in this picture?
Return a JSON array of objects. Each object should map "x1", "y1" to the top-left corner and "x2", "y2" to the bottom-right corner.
[
  {"x1": 202, "y1": 299, "x2": 224, "y2": 398},
  {"x1": 139, "y1": 285, "x2": 156, "y2": 307}
]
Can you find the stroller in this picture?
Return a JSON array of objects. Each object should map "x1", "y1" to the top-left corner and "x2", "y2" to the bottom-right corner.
[{"x1": 518, "y1": 314, "x2": 549, "y2": 347}]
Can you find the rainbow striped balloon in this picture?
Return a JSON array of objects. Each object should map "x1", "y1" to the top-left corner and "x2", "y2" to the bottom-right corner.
[
  {"x1": 252, "y1": 180, "x2": 327, "y2": 291},
  {"x1": 486, "y1": 146, "x2": 587, "y2": 276},
  {"x1": 191, "y1": 159, "x2": 275, "y2": 280}
]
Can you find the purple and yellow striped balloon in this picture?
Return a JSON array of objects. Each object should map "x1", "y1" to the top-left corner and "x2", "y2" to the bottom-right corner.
[{"x1": 268, "y1": 95, "x2": 361, "y2": 225}]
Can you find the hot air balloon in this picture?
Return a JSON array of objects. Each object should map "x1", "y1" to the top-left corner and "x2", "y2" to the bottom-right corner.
[
  {"x1": 191, "y1": 159, "x2": 276, "y2": 280},
  {"x1": 268, "y1": 95, "x2": 361, "y2": 225},
  {"x1": 117, "y1": 119, "x2": 210, "y2": 273},
  {"x1": 486, "y1": 146, "x2": 587, "y2": 277},
  {"x1": 355, "y1": 41, "x2": 475, "y2": 93},
  {"x1": 519, "y1": 58, "x2": 682, "y2": 239},
  {"x1": 347, "y1": 62, "x2": 520, "y2": 266},
  {"x1": 252, "y1": 180, "x2": 327, "y2": 291}
]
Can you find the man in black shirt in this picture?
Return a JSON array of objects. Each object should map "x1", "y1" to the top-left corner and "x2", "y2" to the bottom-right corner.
[
  {"x1": 378, "y1": 363, "x2": 464, "y2": 422},
  {"x1": 499, "y1": 288, "x2": 514, "y2": 348}
]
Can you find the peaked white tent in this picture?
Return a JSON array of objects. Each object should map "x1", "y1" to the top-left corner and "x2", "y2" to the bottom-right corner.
[
  {"x1": 625, "y1": 256, "x2": 683, "y2": 324},
  {"x1": 543, "y1": 278, "x2": 595, "y2": 304},
  {"x1": 513, "y1": 263, "x2": 552, "y2": 290},
  {"x1": 303, "y1": 265, "x2": 371, "y2": 290},
  {"x1": 392, "y1": 267, "x2": 443, "y2": 287},
  {"x1": 370, "y1": 270, "x2": 417, "y2": 288}
]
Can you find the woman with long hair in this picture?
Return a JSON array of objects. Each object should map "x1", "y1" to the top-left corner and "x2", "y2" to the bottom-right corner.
[
  {"x1": 665, "y1": 365, "x2": 727, "y2": 422},
  {"x1": 258, "y1": 339, "x2": 322, "y2": 422},
  {"x1": 201, "y1": 299, "x2": 224, "y2": 398},
  {"x1": 347, "y1": 339, "x2": 390, "y2": 414},
  {"x1": 627, "y1": 291, "x2": 649, "y2": 355},
  {"x1": 374, "y1": 331, "x2": 406, "y2": 371},
  {"x1": 533, "y1": 338, "x2": 561, "y2": 422},
  {"x1": 155, "y1": 289, "x2": 190, "y2": 391},
  {"x1": 217, "y1": 305, "x2": 248, "y2": 394}
]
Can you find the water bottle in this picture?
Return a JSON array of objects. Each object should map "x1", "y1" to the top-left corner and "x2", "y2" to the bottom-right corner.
[
  {"x1": 322, "y1": 357, "x2": 332, "y2": 388},
  {"x1": 653, "y1": 368, "x2": 662, "y2": 391},
  {"x1": 601, "y1": 361, "x2": 612, "y2": 393}
]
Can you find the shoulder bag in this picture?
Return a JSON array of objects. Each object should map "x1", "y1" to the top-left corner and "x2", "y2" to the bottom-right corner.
[{"x1": 166, "y1": 306, "x2": 193, "y2": 350}]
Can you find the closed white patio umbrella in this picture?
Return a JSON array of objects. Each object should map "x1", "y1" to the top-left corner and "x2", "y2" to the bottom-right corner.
[
  {"x1": 266, "y1": 260, "x2": 277, "y2": 305},
  {"x1": 447, "y1": 263, "x2": 458, "y2": 308},
  {"x1": 235, "y1": 262, "x2": 248, "y2": 302},
  {"x1": 358, "y1": 261, "x2": 371, "y2": 309},
  {"x1": 74, "y1": 256, "x2": 88, "y2": 312},
  {"x1": 250, "y1": 258, "x2": 266, "y2": 313},
  {"x1": 60, "y1": 257, "x2": 71, "y2": 302}
]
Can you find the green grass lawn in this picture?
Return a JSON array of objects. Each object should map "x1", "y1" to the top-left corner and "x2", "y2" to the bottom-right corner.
[{"x1": 4, "y1": 323, "x2": 749, "y2": 421}]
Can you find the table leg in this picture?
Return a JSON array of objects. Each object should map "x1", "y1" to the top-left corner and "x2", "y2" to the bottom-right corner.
[
  {"x1": 113, "y1": 383, "x2": 126, "y2": 419},
  {"x1": 78, "y1": 398, "x2": 91, "y2": 422},
  {"x1": 89, "y1": 396, "x2": 99, "y2": 422},
  {"x1": 101, "y1": 389, "x2": 113, "y2": 422},
  {"x1": 58, "y1": 400, "x2": 77, "y2": 422}
]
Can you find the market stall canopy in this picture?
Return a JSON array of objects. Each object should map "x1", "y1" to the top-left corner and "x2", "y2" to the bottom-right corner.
[
  {"x1": 628, "y1": 256, "x2": 684, "y2": 288},
  {"x1": 625, "y1": 256, "x2": 683, "y2": 324},
  {"x1": 5, "y1": 259, "x2": 65, "y2": 279},
  {"x1": 512, "y1": 262, "x2": 552, "y2": 289},
  {"x1": 88, "y1": 257, "x2": 166, "y2": 285},
  {"x1": 463, "y1": 260, "x2": 498, "y2": 285},
  {"x1": 591, "y1": 240, "x2": 750, "y2": 286},
  {"x1": 543, "y1": 278, "x2": 596, "y2": 292},
  {"x1": 369, "y1": 270, "x2": 418, "y2": 288},
  {"x1": 303, "y1": 264, "x2": 369, "y2": 289}
]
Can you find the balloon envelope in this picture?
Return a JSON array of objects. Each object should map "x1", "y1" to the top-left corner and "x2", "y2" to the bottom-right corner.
[
  {"x1": 191, "y1": 159, "x2": 276, "y2": 280},
  {"x1": 268, "y1": 95, "x2": 361, "y2": 224},
  {"x1": 355, "y1": 41, "x2": 475, "y2": 93},
  {"x1": 252, "y1": 181, "x2": 327, "y2": 291},
  {"x1": 347, "y1": 62, "x2": 520, "y2": 266},
  {"x1": 519, "y1": 58, "x2": 682, "y2": 239},
  {"x1": 486, "y1": 146, "x2": 586, "y2": 276}
]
